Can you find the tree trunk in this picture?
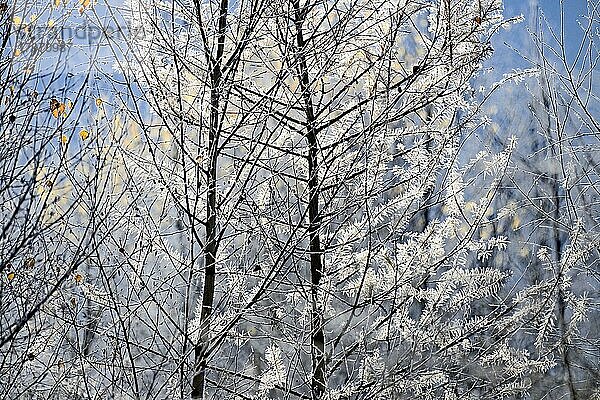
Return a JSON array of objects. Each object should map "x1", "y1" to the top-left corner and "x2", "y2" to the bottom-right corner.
[
  {"x1": 191, "y1": 0, "x2": 228, "y2": 396},
  {"x1": 292, "y1": 3, "x2": 326, "y2": 397},
  {"x1": 552, "y1": 178, "x2": 577, "y2": 400}
]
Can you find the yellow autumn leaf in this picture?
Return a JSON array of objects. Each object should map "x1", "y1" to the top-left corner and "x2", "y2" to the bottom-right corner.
[
  {"x1": 95, "y1": 98, "x2": 103, "y2": 107},
  {"x1": 511, "y1": 215, "x2": 521, "y2": 230},
  {"x1": 78, "y1": 0, "x2": 91, "y2": 14},
  {"x1": 54, "y1": 0, "x2": 60, "y2": 6},
  {"x1": 79, "y1": 129, "x2": 89, "y2": 140},
  {"x1": 50, "y1": 98, "x2": 66, "y2": 118},
  {"x1": 519, "y1": 246, "x2": 530, "y2": 258},
  {"x1": 14, "y1": 49, "x2": 21, "y2": 57},
  {"x1": 48, "y1": 19, "x2": 55, "y2": 27},
  {"x1": 74, "y1": 273, "x2": 83, "y2": 283},
  {"x1": 61, "y1": 134, "x2": 68, "y2": 144},
  {"x1": 13, "y1": 16, "x2": 22, "y2": 25},
  {"x1": 7, "y1": 272, "x2": 15, "y2": 281}
]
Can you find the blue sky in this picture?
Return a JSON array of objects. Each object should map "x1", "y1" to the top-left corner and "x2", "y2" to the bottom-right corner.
[
  {"x1": 39, "y1": 0, "x2": 596, "y2": 83},
  {"x1": 498, "y1": 0, "x2": 597, "y2": 67},
  {"x1": 21, "y1": 0, "x2": 595, "y2": 128}
]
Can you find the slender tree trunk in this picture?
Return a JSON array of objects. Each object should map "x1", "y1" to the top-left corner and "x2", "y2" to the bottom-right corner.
[
  {"x1": 307, "y1": 125, "x2": 326, "y2": 399},
  {"x1": 551, "y1": 177, "x2": 577, "y2": 400},
  {"x1": 529, "y1": 0, "x2": 578, "y2": 385},
  {"x1": 413, "y1": 110, "x2": 432, "y2": 319},
  {"x1": 292, "y1": 3, "x2": 326, "y2": 397},
  {"x1": 191, "y1": 0, "x2": 228, "y2": 397},
  {"x1": 191, "y1": 78, "x2": 219, "y2": 400},
  {"x1": 538, "y1": 49, "x2": 577, "y2": 398}
]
